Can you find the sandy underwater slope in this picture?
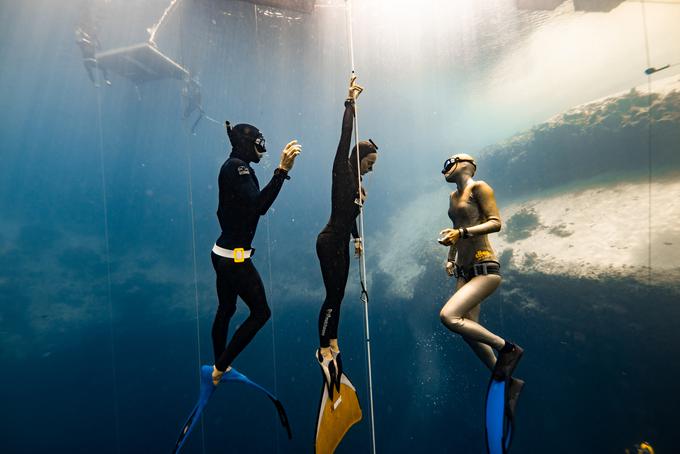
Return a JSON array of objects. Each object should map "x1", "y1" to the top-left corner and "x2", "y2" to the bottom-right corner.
[{"x1": 494, "y1": 177, "x2": 680, "y2": 285}]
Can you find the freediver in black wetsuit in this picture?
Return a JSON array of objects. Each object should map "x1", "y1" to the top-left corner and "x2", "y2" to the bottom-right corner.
[
  {"x1": 75, "y1": 26, "x2": 110, "y2": 87},
  {"x1": 316, "y1": 76, "x2": 378, "y2": 389},
  {"x1": 182, "y1": 77, "x2": 205, "y2": 134},
  {"x1": 181, "y1": 77, "x2": 220, "y2": 134},
  {"x1": 210, "y1": 122, "x2": 301, "y2": 385}
]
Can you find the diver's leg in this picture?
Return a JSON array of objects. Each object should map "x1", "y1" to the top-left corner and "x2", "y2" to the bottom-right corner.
[
  {"x1": 462, "y1": 303, "x2": 497, "y2": 370},
  {"x1": 190, "y1": 112, "x2": 203, "y2": 135},
  {"x1": 328, "y1": 239, "x2": 350, "y2": 382},
  {"x1": 216, "y1": 261, "x2": 271, "y2": 371},
  {"x1": 211, "y1": 252, "x2": 238, "y2": 366},
  {"x1": 316, "y1": 233, "x2": 347, "y2": 391},
  {"x1": 440, "y1": 274, "x2": 504, "y2": 349},
  {"x1": 317, "y1": 233, "x2": 347, "y2": 348},
  {"x1": 99, "y1": 65, "x2": 111, "y2": 85},
  {"x1": 449, "y1": 277, "x2": 497, "y2": 369},
  {"x1": 330, "y1": 237, "x2": 350, "y2": 343},
  {"x1": 83, "y1": 59, "x2": 96, "y2": 84}
]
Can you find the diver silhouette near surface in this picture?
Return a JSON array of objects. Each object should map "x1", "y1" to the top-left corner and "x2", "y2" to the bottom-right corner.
[
  {"x1": 75, "y1": 25, "x2": 111, "y2": 87},
  {"x1": 181, "y1": 76, "x2": 221, "y2": 134}
]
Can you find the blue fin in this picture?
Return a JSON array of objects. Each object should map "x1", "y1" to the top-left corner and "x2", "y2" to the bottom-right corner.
[
  {"x1": 485, "y1": 376, "x2": 524, "y2": 454},
  {"x1": 173, "y1": 365, "x2": 216, "y2": 453},
  {"x1": 173, "y1": 365, "x2": 292, "y2": 453},
  {"x1": 221, "y1": 367, "x2": 292, "y2": 440}
]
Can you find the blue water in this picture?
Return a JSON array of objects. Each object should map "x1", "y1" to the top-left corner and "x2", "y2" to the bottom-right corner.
[{"x1": 1, "y1": 0, "x2": 680, "y2": 452}]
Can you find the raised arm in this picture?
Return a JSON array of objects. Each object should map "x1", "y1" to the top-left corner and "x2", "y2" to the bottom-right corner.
[
  {"x1": 333, "y1": 99, "x2": 355, "y2": 172},
  {"x1": 333, "y1": 75, "x2": 363, "y2": 172}
]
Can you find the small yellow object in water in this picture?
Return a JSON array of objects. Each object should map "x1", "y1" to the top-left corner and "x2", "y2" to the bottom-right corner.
[{"x1": 638, "y1": 441, "x2": 655, "y2": 454}]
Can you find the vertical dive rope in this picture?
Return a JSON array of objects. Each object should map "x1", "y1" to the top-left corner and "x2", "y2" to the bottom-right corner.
[
  {"x1": 185, "y1": 136, "x2": 207, "y2": 454},
  {"x1": 184, "y1": 128, "x2": 207, "y2": 454},
  {"x1": 264, "y1": 213, "x2": 282, "y2": 454},
  {"x1": 253, "y1": 4, "x2": 283, "y2": 451},
  {"x1": 148, "y1": 0, "x2": 183, "y2": 45},
  {"x1": 640, "y1": 0, "x2": 653, "y2": 286},
  {"x1": 344, "y1": 1, "x2": 377, "y2": 453},
  {"x1": 177, "y1": 4, "x2": 207, "y2": 453},
  {"x1": 94, "y1": 53, "x2": 121, "y2": 454}
]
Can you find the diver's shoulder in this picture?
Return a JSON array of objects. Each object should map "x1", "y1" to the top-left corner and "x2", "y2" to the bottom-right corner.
[
  {"x1": 220, "y1": 157, "x2": 251, "y2": 179},
  {"x1": 472, "y1": 180, "x2": 494, "y2": 192},
  {"x1": 224, "y1": 156, "x2": 247, "y2": 167},
  {"x1": 222, "y1": 157, "x2": 250, "y2": 172}
]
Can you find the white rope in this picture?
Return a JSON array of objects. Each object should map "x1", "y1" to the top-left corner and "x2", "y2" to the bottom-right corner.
[
  {"x1": 176, "y1": 4, "x2": 207, "y2": 451},
  {"x1": 640, "y1": 0, "x2": 653, "y2": 286},
  {"x1": 253, "y1": 5, "x2": 281, "y2": 450},
  {"x1": 148, "y1": 0, "x2": 183, "y2": 46},
  {"x1": 94, "y1": 59, "x2": 121, "y2": 454},
  {"x1": 265, "y1": 213, "x2": 281, "y2": 453},
  {"x1": 345, "y1": 1, "x2": 377, "y2": 452},
  {"x1": 185, "y1": 145, "x2": 207, "y2": 454}
]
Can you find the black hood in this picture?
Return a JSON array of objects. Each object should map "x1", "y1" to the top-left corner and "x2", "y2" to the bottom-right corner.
[
  {"x1": 226, "y1": 121, "x2": 265, "y2": 163},
  {"x1": 349, "y1": 139, "x2": 379, "y2": 170}
]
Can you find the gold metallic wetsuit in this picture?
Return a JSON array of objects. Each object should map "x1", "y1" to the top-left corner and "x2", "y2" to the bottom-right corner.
[
  {"x1": 440, "y1": 181, "x2": 504, "y2": 370},
  {"x1": 447, "y1": 181, "x2": 501, "y2": 268}
]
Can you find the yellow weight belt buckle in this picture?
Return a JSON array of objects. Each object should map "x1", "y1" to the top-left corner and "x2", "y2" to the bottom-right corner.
[{"x1": 233, "y1": 247, "x2": 245, "y2": 263}]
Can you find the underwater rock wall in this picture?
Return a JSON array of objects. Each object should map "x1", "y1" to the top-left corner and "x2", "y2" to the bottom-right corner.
[
  {"x1": 477, "y1": 76, "x2": 680, "y2": 202},
  {"x1": 375, "y1": 77, "x2": 680, "y2": 296}
]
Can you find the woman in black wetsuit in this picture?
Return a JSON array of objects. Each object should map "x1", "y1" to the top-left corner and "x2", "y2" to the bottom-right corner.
[{"x1": 316, "y1": 76, "x2": 378, "y2": 388}]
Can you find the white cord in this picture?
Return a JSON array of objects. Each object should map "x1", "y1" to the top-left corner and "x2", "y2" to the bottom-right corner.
[
  {"x1": 94, "y1": 60, "x2": 121, "y2": 454},
  {"x1": 345, "y1": 1, "x2": 377, "y2": 452}
]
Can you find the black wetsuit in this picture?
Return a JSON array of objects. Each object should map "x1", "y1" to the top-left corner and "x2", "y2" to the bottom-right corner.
[
  {"x1": 212, "y1": 155, "x2": 289, "y2": 371},
  {"x1": 317, "y1": 100, "x2": 361, "y2": 348},
  {"x1": 76, "y1": 29, "x2": 108, "y2": 84},
  {"x1": 182, "y1": 81, "x2": 204, "y2": 134}
]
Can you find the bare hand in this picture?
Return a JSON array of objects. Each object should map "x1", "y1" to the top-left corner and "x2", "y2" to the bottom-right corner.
[
  {"x1": 354, "y1": 238, "x2": 363, "y2": 258},
  {"x1": 348, "y1": 74, "x2": 364, "y2": 100},
  {"x1": 438, "y1": 228, "x2": 460, "y2": 247},
  {"x1": 445, "y1": 261, "x2": 455, "y2": 277},
  {"x1": 279, "y1": 140, "x2": 301, "y2": 172}
]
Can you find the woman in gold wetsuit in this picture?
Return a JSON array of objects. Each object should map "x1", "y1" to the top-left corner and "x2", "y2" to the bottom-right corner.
[{"x1": 438, "y1": 154, "x2": 523, "y2": 380}]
